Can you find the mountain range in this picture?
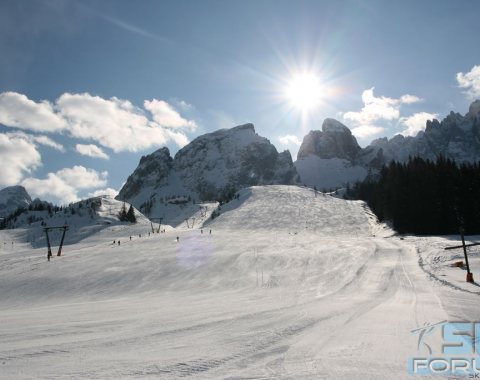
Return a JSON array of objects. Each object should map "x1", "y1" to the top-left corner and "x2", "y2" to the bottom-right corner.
[
  {"x1": 1, "y1": 100, "x2": 479, "y2": 226},
  {"x1": 296, "y1": 99, "x2": 480, "y2": 189}
]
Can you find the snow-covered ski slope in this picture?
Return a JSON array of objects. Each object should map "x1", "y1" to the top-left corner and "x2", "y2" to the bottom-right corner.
[
  {"x1": 0, "y1": 185, "x2": 478, "y2": 379},
  {"x1": 206, "y1": 185, "x2": 376, "y2": 235}
]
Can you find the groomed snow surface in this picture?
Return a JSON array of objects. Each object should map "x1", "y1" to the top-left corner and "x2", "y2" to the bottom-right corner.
[{"x1": 0, "y1": 185, "x2": 479, "y2": 379}]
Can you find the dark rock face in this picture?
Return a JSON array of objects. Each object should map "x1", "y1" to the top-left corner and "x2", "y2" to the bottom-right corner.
[
  {"x1": 0, "y1": 186, "x2": 32, "y2": 218},
  {"x1": 297, "y1": 119, "x2": 361, "y2": 162},
  {"x1": 117, "y1": 123, "x2": 299, "y2": 207},
  {"x1": 117, "y1": 147, "x2": 173, "y2": 201}
]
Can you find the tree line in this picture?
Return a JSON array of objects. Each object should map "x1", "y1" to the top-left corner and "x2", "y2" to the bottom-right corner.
[{"x1": 348, "y1": 156, "x2": 480, "y2": 235}]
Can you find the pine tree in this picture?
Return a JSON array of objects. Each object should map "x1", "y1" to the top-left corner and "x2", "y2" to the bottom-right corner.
[
  {"x1": 118, "y1": 202, "x2": 127, "y2": 221},
  {"x1": 126, "y1": 205, "x2": 136, "y2": 223}
]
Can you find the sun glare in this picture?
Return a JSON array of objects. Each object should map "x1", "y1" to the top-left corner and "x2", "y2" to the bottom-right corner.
[{"x1": 285, "y1": 73, "x2": 323, "y2": 111}]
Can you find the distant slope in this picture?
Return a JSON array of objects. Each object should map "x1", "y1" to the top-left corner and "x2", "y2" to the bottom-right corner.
[
  {"x1": 2, "y1": 196, "x2": 151, "y2": 247},
  {"x1": 206, "y1": 185, "x2": 380, "y2": 237}
]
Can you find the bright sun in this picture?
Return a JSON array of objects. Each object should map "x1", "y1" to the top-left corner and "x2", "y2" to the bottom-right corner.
[{"x1": 285, "y1": 73, "x2": 323, "y2": 111}]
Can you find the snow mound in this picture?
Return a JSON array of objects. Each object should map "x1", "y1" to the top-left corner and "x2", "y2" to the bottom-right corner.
[{"x1": 206, "y1": 185, "x2": 374, "y2": 236}]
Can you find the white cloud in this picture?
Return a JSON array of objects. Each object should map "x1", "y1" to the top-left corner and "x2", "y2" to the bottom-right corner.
[
  {"x1": 176, "y1": 99, "x2": 194, "y2": 111},
  {"x1": 399, "y1": 112, "x2": 438, "y2": 137},
  {"x1": 32, "y1": 135, "x2": 65, "y2": 152},
  {"x1": 351, "y1": 125, "x2": 385, "y2": 139},
  {"x1": 278, "y1": 134, "x2": 302, "y2": 146},
  {"x1": 0, "y1": 91, "x2": 195, "y2": 152},
  {"x1": 0, "y1": 132, "x2": 42, "y2": 186},
  {"x1": 456, "y1": 65, "x2": 480, "y2": 98},
  {"x1": 400, "y1": 94, "x2": 423, "y2": 104},
  {"x1": 88, "y1": 187, "x2": 118, "y2": 199},
  {"x1": 21, "y1": 166, "x2": 108, "y2": 204},
  {"x1": 344, "y1": 88, "x2": 422, "y2": 125},
  {"x1": 56, "y1": 166, "x2": 107, "y2": 189},
  {"x1": 164, "y1": 129, "x2": 190, "y2": 148},
  {"x1": 58, "y1": 93, "x2": 172, "y2": 153},
  {"x1": 343, "y1": 88, "x2": 423, "y2": 140},
  {"x1": 76, "y1": 143, "x2": 109, "y2": 159},
  {"x1": 144, "y1": 99, "x2": 197, "y2": 130},
  {"x1": 0, "y1": 92, "x2": 66, "y2": 132}
]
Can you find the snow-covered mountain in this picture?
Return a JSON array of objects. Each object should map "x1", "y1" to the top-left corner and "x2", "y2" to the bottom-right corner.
[
  {"x1": 295, "y1": 119, "x2": 368, "y2": 189},
  {"x1": 0, "y1": 186, "x2": 32, "y2": 218},
  {"x1": 117, "y1": 123, "x2": 299, "y2": 219},
  {"x1": 296, "y1": 100, "x2": 480, "y2": 189},
  {"x1": 364, "y1": 99, "x2": 480, "y2": 167}
]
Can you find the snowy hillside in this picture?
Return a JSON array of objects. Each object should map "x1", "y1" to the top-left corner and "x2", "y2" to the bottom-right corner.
[
  {"x1": 206, "y1": 185, "x2": 376, "y2": 235},
  {"x1": 1, "y1": 196, "x2": 151, "y2": 247},
  {"x1": 0, "y1": 185, "x2": 478, "y2": 379}
]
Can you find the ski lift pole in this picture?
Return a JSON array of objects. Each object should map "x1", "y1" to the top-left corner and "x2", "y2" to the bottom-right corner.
[
  {"x1": 44, "y1": 229, "x2": 52, "y2": 261},
  {"x1": 57, "y1": 226, "x2": 68, "y2": 256},
  {"x1": 460, "y1": 228, "x2": 474, "y2": 283}
]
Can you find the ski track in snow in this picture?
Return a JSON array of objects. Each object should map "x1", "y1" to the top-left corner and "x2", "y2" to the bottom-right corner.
[{"x1": 0, "y1": 185, "x2": 479, "y2": 379}]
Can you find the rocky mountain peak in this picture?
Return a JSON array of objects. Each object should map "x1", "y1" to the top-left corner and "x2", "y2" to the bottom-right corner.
[
  {"x1": 117, "y1": 147, "x2": 173, "y2": 201},
  {"x1": 322, "y1": 118, "x2": 351, "y2": 133},
  {"x1": 297, "y1": 118, "x2": 361, "y2": 161},
  {"x1": 468, "y1": 99, "x2": 480, "y2": 119},
  {"x1": 0, "y1": 186, "x2": 32, "y2": 218},
  {"x1": 117, "y1": 124, "x2": 299, "y2": 218}
]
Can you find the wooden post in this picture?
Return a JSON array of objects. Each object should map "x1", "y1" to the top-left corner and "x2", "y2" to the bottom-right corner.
[
  {"x1": 45, "y1": 229, "x2": 52, "y2": 261},
  {"x1": 57, "y1": 226, "x2": 67, "y2": 256},
  {"x1": 43, "y1": 225, "x2": 69, "y2": 260},
  {"x1": 460, "y1": 228, "x2": 474, "y2": 283}
]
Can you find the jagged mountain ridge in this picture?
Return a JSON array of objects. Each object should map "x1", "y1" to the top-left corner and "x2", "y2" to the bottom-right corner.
[
  {"x1": 296, "y1": 100, "x2": 480, "y2": 189},
  {"x1": 364, "y1": 100, "x2": 480, "y2": 168},
  {"x1": 117, "y1": 123, "x2": 299, "y2": 219}
]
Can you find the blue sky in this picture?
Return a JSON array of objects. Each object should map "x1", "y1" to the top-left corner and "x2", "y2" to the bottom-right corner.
[{"x1": 1, "y1": 0, "x2": 479, "y2": 204}]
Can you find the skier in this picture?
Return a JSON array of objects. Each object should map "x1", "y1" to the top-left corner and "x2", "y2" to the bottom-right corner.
[
  {"x1": 201, "y1": 229, "x2": 203, "y2": 234},
  {"x1": 176, "y1": 236, "x2": 179, "y2": 242},
  {"x1": 118, "y1": 241, "x2": 120, "y2": 246},
  {"x1": 130, "y1": 236, "x2": 132, "y2": 241},
  {"x1": 113, "y1": 240, "x2": 116, "y2": 244},
  {"x1": 209, "y1": 229, "x2": 212, "y2": 234}
]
